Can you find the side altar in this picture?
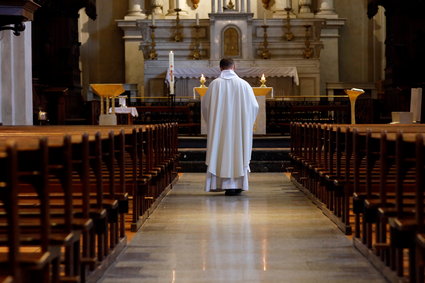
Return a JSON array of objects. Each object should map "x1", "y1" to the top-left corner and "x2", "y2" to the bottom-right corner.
[{"x1": 194, "y1": 86, "x2": 273, "y2": 135}]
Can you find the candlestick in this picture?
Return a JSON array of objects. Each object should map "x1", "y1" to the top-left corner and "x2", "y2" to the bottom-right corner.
[
  {"x1": 286, "y1": 0, "x2": 292, "y2": 9},
  {"x1": 303, "y1": 25, "x2": 313, "y2": 59},
  {"x1": 200, "y1": 74, "x2": 206, "y2": 87},
  {"x1": 148, "y1": 25, "x2": 158, "y2": 60},
  {"x1": 192, "y1": 25, "x2": 202, "y2": 59},
  {"x1": 174, "y1": 8, "x2": 183, "y2": 42},
  {"x1": 260, "y1": 73, "x2": 267, "y2": 87},
  {"x1": 284, "y1": 7, "x2": 294, "y2": 41},
  {"x1": 260, "y1": 25, "x2": 271, "y2": 59}
]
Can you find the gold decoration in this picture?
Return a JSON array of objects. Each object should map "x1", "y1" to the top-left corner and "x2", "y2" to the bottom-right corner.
[{"x1": 227, "y1": 0, "x2": 235, "y2": 9}]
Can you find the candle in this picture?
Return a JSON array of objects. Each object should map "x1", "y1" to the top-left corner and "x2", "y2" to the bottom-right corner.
[
  {"x1": 196, "y1": 13, "x2": 199, "y2": 25},
  {"x1": 176, "y1": 0, "x2": 179, "y2": 9},
  {"x1": 152, "y1": 13, "x2": 155, "y2": 26},
  {"x1": 286, "y1": 0, "x2": 292, "y2": 9},
  {"x1": 261, "y1": 74, "x2": 265, "y2": 81},
  {"x1": 169, "y1": 51, "x2": 175, "y2": 94},
  {"x1": 263, "y1": 13, "x2": 267, "y2": 25}
]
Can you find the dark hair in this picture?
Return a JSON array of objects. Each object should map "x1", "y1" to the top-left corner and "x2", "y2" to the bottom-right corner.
[{"x1": 219, "y1": 58, "x2": 235, "y2": 70}]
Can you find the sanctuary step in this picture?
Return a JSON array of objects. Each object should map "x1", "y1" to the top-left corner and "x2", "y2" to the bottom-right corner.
[{"x1": 178, "y1": 135, "x2": 291, "y2": 172}]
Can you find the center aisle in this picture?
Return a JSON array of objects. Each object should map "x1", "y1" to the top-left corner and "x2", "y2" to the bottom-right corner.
[{"x1": 99, "y1": 173, "x2": 385, "y2": 283}]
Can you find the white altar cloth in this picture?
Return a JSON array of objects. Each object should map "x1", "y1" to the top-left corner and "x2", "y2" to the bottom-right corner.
[
  {"x1": 167, "y1": 67, "x2": 299, "y2": 85},
  {"x1": 109, "y1": 107, "x2": 139, "y2": 117}
]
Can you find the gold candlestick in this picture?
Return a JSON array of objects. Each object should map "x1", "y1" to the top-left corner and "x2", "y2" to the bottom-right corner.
[
  {"x1": 174, "y1": 8, "x2": 183, "y2": 42},
  {"x1": 345, "y1": 88, "x2": 365, "y2": 124},
  {"x1": 149, "y1": 25, "x2": 158, "y2": 60},
  {"x1": 303, "y1": 25, "x2": 313, "y2": 59},
  {"x1": 200, "y1": 74, "x2": 206, "y2": 87},
  {"x1": 192, "y1": 25, "x2": 201, "y2": 60},
  {"x1": 284, "y1": 7, "x2": 294, "y2": 41},
  {"x1": 261, "y1": 25, "x2": 271, "y2": 59},
  {"x1": 260, "y1": 74, "x2": 267, "y2": 87}
]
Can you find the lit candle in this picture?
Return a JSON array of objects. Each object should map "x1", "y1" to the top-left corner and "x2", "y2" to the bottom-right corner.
[
  {"x1": 196, "y1": 13, "x2": 199, "y2": 25},
  {"x1": 152, "y1": 13, "x2": 155, "y2": 26},
  {"x1": 261, "y1": 73, "x2": 266, "y2": 81},
  {"x1": 169, "y1": 51, "x2": 175, "y2": 95}
]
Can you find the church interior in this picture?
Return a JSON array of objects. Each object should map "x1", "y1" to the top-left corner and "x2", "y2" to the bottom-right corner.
[{"x1": 1, "y1": 0, "x2": 425, "y2": 282}]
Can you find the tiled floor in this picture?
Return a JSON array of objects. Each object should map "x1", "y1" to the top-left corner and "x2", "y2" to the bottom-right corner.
[{"x1": 99, "y1": 173, "x2": 385, "y2": 283}]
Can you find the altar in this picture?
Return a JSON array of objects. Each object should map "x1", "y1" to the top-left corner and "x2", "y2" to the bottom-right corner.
[{"x1": 195, "y1": 86, "x2": 272, "y2": 135}]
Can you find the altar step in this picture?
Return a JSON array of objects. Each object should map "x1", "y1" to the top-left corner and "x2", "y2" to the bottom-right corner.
[{"x1": 178, "y1": 135, "x2": 291, "y2": 172}]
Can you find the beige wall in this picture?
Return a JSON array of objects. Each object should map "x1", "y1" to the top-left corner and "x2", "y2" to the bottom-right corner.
[
  {"x1": 334, "y1": 0, "x2": 374, "y2": 82},
  {"x1": 80, "y1": 2, "x2": 128, "y2": 99}
]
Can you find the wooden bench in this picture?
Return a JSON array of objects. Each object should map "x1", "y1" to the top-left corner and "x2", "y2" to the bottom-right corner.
[{"x1": 0, "y1": 124, "x2": 180, "y2": 282}]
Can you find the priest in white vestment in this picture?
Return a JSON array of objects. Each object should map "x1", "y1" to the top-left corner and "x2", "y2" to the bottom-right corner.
[{"x1": 202, "y1": 58, "x2": 259, "y2": 195}]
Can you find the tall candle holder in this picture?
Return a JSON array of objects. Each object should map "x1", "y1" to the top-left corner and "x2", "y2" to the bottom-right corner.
[
  {"x1": 303, "y1": 25, "x2": 313, "y2": 59},
  {"x1": 261, "y1": 25, "x2": 271, "y2": 59},
  {"x1": 284, "y1": 7, "x2": 294, "y2": 41},
  {"x1": 148, "y1": 25, "x2": 158, "y2": 60},
  {"x1": 174, "y1": 8, "x2": 183, "y2": 42},
  {"x1": 192, "y1": 24, "x2": 201, "y2": 60}
]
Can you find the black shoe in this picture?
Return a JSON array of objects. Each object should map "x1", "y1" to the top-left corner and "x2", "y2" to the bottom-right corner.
[{"x1": 225, "y1": 189, "x2": 237, "y2": 196}]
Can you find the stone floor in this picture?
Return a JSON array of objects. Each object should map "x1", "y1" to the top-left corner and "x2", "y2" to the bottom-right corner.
[{"x1": 99, "y1": 173, "x2": 386, "y2": 283}]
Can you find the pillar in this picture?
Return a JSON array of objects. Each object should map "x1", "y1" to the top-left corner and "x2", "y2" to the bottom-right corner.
[
  {"x1": 316, "y1": 0, "x2": 337, "y2": 18},
  {"x1": 298, "y1": 0, "x2": 313, "y2": 18},
  {"x1": 126, "y1": 0, "x2": 145, "y2": 18}
]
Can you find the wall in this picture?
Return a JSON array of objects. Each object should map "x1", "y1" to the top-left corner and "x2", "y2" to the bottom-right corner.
[
  {"x1": 79, "y1": 1, "x2": 127, "y2": 100},
  {"x1": 336, "y1": 0, "x2": 384, "y2": 84}
]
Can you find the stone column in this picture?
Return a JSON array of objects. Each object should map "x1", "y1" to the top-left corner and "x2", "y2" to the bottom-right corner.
[
  {"x1": 247, "y1": 0, "x2": 251, "y2": 13},
  {"x1": 0, "y1": 24, "x2": 34, "y2": 125},
  {"x1": 126, "y1": 0, "x2": 145, "y2": 18},
  {"x1": 316, "y1": 0, "x2": 337, "y2": 18},
  {"x1": 240, "y1": 0, "x2": 245, "y2": 12}
]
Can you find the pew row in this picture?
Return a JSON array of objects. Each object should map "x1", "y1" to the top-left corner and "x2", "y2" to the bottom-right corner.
[
  {"x1": 0, "y1": 123, "x2": 179, "y2": 283},
  {"x1": 290, "y1": 122, "x2": 425, "y2": 283}
]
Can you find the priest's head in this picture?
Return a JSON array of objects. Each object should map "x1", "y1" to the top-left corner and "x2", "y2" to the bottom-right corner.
[{"x1": 220, "y1": 58, "x2": 235, "y2": 71}]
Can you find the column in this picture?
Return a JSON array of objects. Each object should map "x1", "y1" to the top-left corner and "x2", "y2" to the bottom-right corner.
[
  {"x1": 316, "y1": 0, "x2": 337, "y2": 18},
  {"x1": 211, "y1": 0, "x2": 216, "y2": 13},
  {"x1": 218, "y1": 0, "x2": 223, "y2": 13},
  {"x1": 126, "y1": 0, "x2": 145, "y2": 18},
  {"x1": 0, "y1": 24, "x2": 33, "y2": 125},
  {"x1": 240, "y1": 0, "x2": 245, "y2": 12},
  {"x1": 247, "y1": 0, "x2": 251, "y2": 13}
]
